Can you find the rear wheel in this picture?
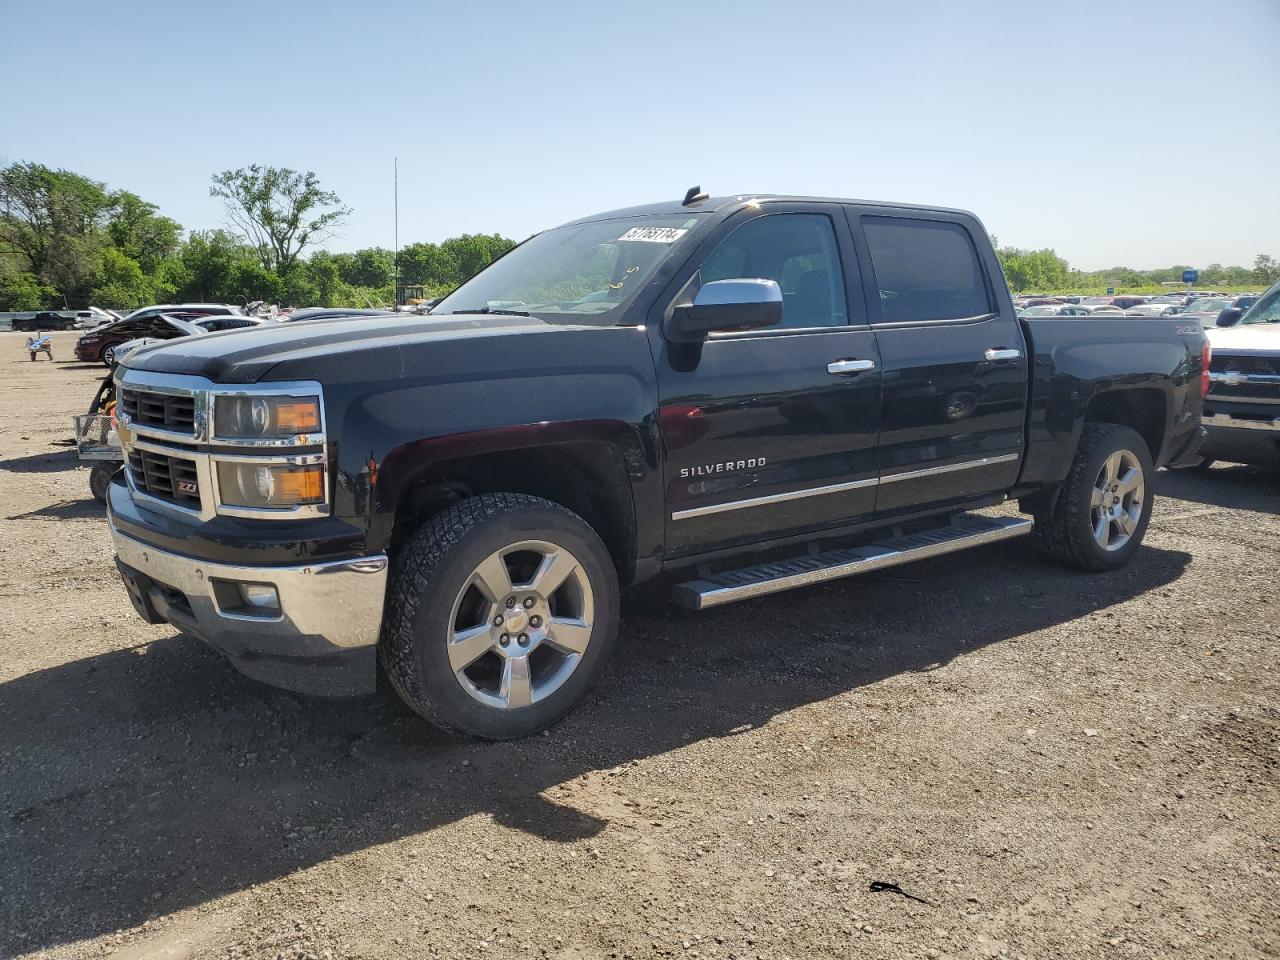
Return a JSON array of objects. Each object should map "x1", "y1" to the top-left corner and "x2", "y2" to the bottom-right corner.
[
  {"x1": 1034, "y1": 423, "x2": 1154, "y2": 572},
  {"x1": 380, "y1": 493, "x2": 619, "y2": 739}
]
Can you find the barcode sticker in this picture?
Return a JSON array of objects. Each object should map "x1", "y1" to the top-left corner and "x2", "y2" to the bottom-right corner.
[{"x1": 616, "y1": 227, "x2": 688, "y2": 243}]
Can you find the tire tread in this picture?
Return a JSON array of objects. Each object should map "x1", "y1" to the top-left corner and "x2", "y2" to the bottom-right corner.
[{"x1": 379, "y1": 493, "x2": 605, "y2": 738}]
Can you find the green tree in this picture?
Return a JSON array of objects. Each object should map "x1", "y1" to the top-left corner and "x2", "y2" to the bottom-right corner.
[
  {"x1": 0, "y1": 161, "x2": 112, "y2": 298},
  {"x1": 106, "y1": 191, "x2": 182, "y2": 271},
  {"x1": 0, "y1": 271, "x2": 55, "y2": 310},
  {"x1": 1254, "y1": 254, "x2": 1279, "y2": 286},
  {"x1": 210, "y1": 165, "x2": 349, "y2": 275},
  {"x1": 91, "y1": 248, "x2": 153, "y2": 309},
  {"x1": 341, "y1": 247, "x2": 394, "y2": 288}
]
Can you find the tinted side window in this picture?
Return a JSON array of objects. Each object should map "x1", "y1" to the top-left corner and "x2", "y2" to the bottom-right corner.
[
  {"x1": 862, "y1": 217, "x2": 991, "y2": 323},
  {"x1": 700, "y1": 213, "x2": 848, "y2": 329}
]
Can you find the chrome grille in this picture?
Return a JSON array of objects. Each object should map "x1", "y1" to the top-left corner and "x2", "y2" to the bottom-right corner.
[
  {"x1": 127, "y1": 449, "x2": 201, "y2": 507},
  {"x1": 1208, "y1": 354, "x2": 1280, "y2": 404},
  {"x1": 120, "y1": 388, "x2": 196, "y2": 432},
  {"x1": 1210, "y1": 354, "x2": 1280, "y2": 376}
]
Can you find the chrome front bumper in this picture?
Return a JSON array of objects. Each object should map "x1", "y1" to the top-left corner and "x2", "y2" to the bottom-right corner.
[{"x1": 111, "y1": 522, "x2": 388, "y2": 695}]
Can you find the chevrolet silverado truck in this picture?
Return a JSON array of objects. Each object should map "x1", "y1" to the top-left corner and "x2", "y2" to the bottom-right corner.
[
  {"x1": 107, "y1": 192, "x2": 1208, "y2": 739},
  {"x1": 1196, "y1": 277, "x2": 1280, "y2": 467}
]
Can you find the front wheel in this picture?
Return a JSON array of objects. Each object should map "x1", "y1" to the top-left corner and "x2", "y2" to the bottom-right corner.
[
  {"x1": 1034, "y1": 423, "x2": 1154, "y2": 572},
  {"x1": 380, "y1": 493, "x2": 620, "y2": 739},
  {"x1": 100, "y1": 344, "x2": 116, "y2": 367}
]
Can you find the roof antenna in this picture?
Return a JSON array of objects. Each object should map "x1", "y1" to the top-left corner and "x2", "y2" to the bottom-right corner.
[{"x1": 682, "y1": 185, "x2": 709, "y2": 206}]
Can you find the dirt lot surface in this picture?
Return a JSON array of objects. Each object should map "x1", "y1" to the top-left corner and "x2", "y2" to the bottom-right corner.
[{"x1": 1, "y1": 330, "x2": 1277, "y2": 960}]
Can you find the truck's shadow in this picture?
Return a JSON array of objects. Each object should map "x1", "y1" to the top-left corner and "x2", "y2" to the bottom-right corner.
[{"x1": 0, "y1": 540, "x2": 1191, "y2": 953}]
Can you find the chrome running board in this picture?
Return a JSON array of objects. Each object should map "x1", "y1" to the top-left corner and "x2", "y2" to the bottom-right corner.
[{"x1": 672, "y1": 514, "x2": 1033, "y2": 611}]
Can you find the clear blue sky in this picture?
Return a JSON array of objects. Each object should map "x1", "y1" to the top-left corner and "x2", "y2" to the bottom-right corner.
[{"x1": 2, "y1": 0, "x2": 1277, "y2": 271}]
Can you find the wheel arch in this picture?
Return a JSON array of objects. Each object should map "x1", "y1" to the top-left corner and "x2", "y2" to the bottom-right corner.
[
  {"x1": 378, "y1": 425, "x2": 644, "y2": 583},
  {"x1": 1082, "y1": 386, "x2": 1168, "y2": 464}
]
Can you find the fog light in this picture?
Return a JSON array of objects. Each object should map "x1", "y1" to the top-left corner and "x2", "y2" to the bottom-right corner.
[
  {"x1": 239, "y1": 583, "x2": 279, "y2": 610},
  {"x1": 211, "y1": 578, "x2": 281, "y2": 618}
]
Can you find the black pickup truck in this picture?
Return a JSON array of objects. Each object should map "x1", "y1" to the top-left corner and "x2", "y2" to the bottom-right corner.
[{"x1": 108, "y1": 192, "x2": 1208, "y2": 738}]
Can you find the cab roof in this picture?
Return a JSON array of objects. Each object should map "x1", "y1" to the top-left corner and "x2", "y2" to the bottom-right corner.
[{"x1": 561, "y1": 194, "x2": 976, "y2": 227}]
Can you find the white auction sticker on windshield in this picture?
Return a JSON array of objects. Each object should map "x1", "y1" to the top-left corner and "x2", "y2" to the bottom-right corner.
[{"x1": 616, "y1": 226, "x2": 688, "y2": 243}]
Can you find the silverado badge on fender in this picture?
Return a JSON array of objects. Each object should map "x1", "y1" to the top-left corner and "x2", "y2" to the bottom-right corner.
[{"x1": 680, "y1": 458, "x2": 767, "y2": 478}]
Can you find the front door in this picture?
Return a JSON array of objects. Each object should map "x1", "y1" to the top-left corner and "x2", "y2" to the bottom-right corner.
[
  {"x1": 846, "y1": 209, "x2": 1028, "y2": 514},
  {"x1": 653, "y1": 206, "x2": 882, "y2": 557}
]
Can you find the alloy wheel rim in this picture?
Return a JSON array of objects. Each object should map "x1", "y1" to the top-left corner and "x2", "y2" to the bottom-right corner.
[
  {"x1": 1090, "y1": 450, "x2": 1144, "y2": 551},
  {"x1": 446, "y1": 539, "x2": 594, "y2": 710}
]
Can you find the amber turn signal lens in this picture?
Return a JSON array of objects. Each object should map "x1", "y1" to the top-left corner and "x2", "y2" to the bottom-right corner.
[
  {"x1": 276, "y1": 466, "x2": 325, "y2": 502},
  {"x1": 273, "y1": 401, "x2": 321, "y2": 434}
]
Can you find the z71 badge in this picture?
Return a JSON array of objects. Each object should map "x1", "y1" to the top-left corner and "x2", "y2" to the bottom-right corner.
[{"x1": 680, "y1": 458, "x2": 766, "y2": 479}]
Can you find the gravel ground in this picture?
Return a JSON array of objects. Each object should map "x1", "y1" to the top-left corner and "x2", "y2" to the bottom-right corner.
[{"x1": 1, "y1": 331, "x2": 1277, "y2": 960}]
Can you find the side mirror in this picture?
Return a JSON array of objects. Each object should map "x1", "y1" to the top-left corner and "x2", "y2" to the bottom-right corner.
[
  {"x1": 1216, "y1": 307, "x2": 1243, "y2": 327},
  {"x1": 667, "y1": 278, "x2": 783, "y2": 342}
]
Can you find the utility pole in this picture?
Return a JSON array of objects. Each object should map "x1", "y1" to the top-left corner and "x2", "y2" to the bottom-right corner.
[{"x1": 394, "y1": 156, "x2": 400, "y2": 308}]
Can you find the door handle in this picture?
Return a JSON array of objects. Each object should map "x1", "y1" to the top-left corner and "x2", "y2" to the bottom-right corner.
[
  {"x1": 984, "y1": 348, "x2": 1022, "y2": 361},
  {"x1": 827, "y1": 358, "x2": 877, "y2": 375}
]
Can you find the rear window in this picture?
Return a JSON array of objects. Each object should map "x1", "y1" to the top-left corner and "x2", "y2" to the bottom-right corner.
[{"x1": 863, "y1": 217, "x2": 992, "y2": 323}]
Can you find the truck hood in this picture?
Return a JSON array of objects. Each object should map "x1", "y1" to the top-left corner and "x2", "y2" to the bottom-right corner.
[
  {"x1": 1205, "y1": 324, "x2": 1280, "y2": 355},
  {"x1": 118, "y1": 313, "x2": 591, "y2": 383}
]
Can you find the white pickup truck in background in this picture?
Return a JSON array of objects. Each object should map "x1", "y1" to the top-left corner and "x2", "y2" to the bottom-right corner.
[{"x1": 1199, "y1": 277, "x2": 1280, "y2": 468}]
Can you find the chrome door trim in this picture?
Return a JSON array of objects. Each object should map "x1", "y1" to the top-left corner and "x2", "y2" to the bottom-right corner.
[
  {"x1": 670, "y1": 452, "x2": 1022, "y2": 520},
  {"x1": 984, "y1": 348, "x2": 1022, "y2": 361},
  {"x1": 879, "y1": 452, "x2": 1021, "y2": 485},
  {"x1": 671, "y1": 476, "x2": 879, "y2": 521}
]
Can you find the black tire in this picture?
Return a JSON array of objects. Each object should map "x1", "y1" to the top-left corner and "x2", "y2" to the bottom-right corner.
[
  {"x1": 1033, "y1": 423, "x2": 1155, "y2": 572},
  {"x1": 380, "y1": 493, "x2": 620, "y2": 740},
  {"x1": 89, "y1": 463, "x2": 114, "y2": 503},
  {"x1": 100, "y1": 344, "x2": 116, "y2": 367}
]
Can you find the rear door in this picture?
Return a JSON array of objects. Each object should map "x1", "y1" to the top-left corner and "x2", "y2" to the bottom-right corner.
[
  {"x1": 845, "y1": 208, "x2": 1028, "y2": 514},
  {"x1": 652, "y1": 204, "x2": 882, "y2": 556}
]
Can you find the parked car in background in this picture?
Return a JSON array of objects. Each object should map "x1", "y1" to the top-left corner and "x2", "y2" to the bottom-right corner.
[
  {"x1": 1087, "y1": 305, "x2": 1126, "y2": 316},
  {"x1": 1196, "y1": 278, "x2": 1280, "y2": 468},
  {"x1": 1124, "y1": 303, "x2": 1178, "y2": 317},
  {"x1": 12, "y1": 311, "x2": 76, "y2": 331},
  {"x1": 76, "y1": 311, "x2": 255, "y2": 366},
  {"x1": 1108, "y1": 296, "x2": 1148, "y2": 310},
  {"x1": 73, "y1": 308, "x2": 121, "y2": 330},
  {"x1": 111, "y1": 314, "x2": 266, "y2": 365},
  {"x1": 1171, "y1": 297, "x2": 1235, "y2": 322},
  {"x1": 282, "y1": 308, "x2": 400, "y2": 322},
  {"x1": 1017, "y1": 304, "x2": 1093, "y2": 317},
  {"x1": 120, "y1": 303, "x2": 242, "y2": 323}
]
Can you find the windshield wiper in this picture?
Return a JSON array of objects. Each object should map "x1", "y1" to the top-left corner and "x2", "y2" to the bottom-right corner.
[{"x1": 448, "y1": 307, "x2": 531, "y2": 317}]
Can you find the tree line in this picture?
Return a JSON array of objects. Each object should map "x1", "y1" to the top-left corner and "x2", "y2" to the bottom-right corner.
[
  {"x1": 2, "y1": 160, "x2": 1276, "y2": 310},
  {"x1": 995, "y1": 241, "x2": 1279, "y2": 294},
  {"x1": 0, "y1": 161, "x2": 515, "y2": 311}
]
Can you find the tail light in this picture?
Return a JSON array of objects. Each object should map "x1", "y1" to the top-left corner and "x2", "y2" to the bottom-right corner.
[{"x1": 1200, "y1": 340, "x2": 1212, "y2": 399}]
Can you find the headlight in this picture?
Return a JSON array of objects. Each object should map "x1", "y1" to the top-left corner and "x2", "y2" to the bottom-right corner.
[
  {"x1": 216, "y1": 461, "x2": 325, "y2": 508},
  {"x1": 214, "y1": 395, "x2": 321, "y2": 441}
]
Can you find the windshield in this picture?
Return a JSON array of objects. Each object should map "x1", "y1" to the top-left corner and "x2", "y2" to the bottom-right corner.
[
  {"x1": 432, "y1": 215, "x2": 705, "y2": 324},
  {"x1": 1240, "y1": 281, "x2": 1280, "y2": 324}
]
